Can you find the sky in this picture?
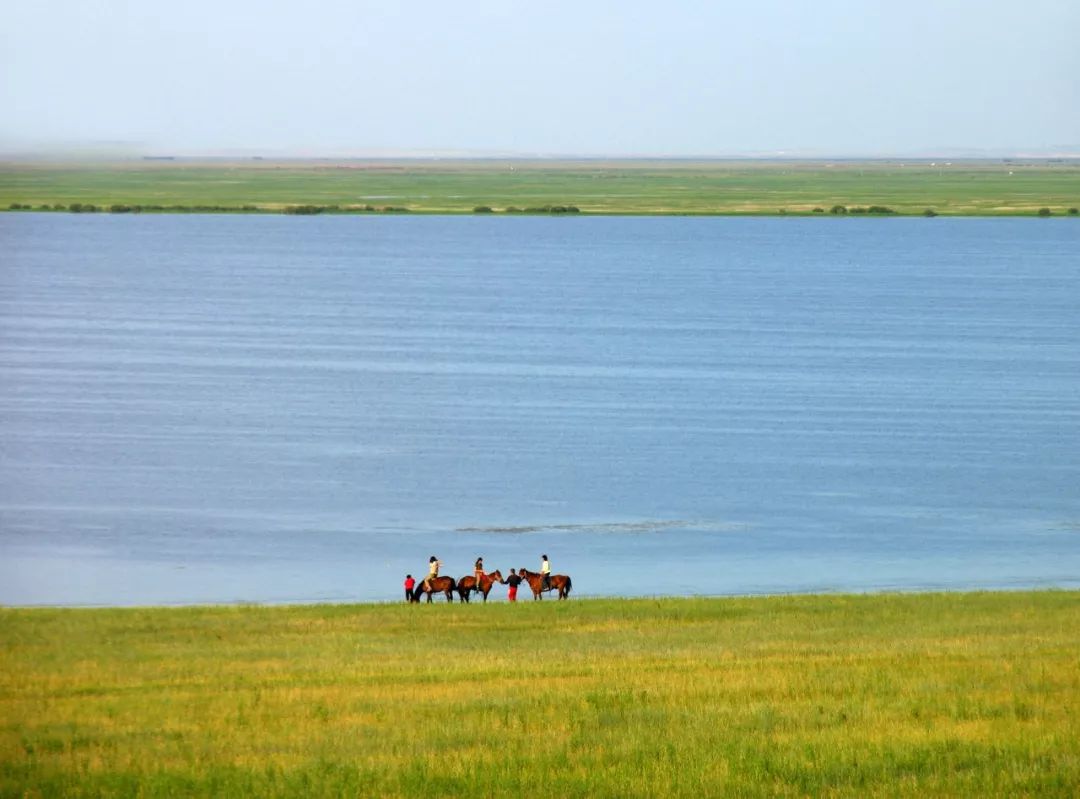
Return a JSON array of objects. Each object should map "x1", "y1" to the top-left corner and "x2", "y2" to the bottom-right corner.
[{"x1": 2, "y1": 0, "x2": 1078, "y2": 157}]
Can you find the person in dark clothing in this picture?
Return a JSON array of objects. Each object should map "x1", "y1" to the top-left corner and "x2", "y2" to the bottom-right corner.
[{"x1": 505, "y1": 568, "x2": 522, "y2": 602}]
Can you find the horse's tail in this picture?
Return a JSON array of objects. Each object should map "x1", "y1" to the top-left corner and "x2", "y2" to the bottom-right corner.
[
  {"x1": 565, "y1": 576, "x2": 572, "y2": 595},
  {"x1": 410, "y1": 584, "x2": 423, "y2": 602}
]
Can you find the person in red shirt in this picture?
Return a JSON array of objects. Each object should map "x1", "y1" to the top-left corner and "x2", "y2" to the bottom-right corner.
[
  {"x1": 505, "y1": 568, "x2": 522, "y2": 602},
  {"x1": 404, "y1": 574, "x2": 415, "y2": 602}
]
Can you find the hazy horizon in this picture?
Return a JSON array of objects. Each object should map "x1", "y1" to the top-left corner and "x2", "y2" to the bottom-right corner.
[{"x1": 2, "y1": 1, "x2": 1078, "y2": 158}]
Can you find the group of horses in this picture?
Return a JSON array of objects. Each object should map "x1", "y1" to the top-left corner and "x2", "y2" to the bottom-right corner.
[{"x1": 410, "y1": 568, "x2": 572, "y2": 603}]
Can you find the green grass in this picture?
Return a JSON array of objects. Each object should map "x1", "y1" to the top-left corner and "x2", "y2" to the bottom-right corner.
[
  {"x1": 2, "y1": 159, "x2": 1079, "y2": 215},
  {"x1": 2, "y1": 591, "x2": 1078, "y2": 797}
]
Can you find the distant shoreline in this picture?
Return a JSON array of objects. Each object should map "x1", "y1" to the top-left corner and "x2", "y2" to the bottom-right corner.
[
  {"x1": 3, "y1": 159, "x2": 1078, "y2": 217},
  {"x1": 5, "y1": 207, "x2": 1080, "y2": 218}
]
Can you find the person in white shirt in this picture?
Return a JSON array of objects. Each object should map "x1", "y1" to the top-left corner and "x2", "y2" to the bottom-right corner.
[{"x1": 423, "y1": 556, "x2": 442, "y2": 592}]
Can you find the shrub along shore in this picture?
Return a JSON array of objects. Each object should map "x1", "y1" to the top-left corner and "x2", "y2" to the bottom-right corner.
[
  {"x1": 4, "y1": 202, "x2": 582, "y2": 215},
  {"x1": 7, "y1": 201, "x2": 1078, "y2": 217},
  {"x1": 2, "y1": 590, "x2": 1078, "y2": 797}
]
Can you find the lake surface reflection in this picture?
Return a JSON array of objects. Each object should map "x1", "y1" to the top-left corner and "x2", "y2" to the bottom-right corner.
[{"x1": 1, "y1": 214, "x2": 1078, "y2": 604}]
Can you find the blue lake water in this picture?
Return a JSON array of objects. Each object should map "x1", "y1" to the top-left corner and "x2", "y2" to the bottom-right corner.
[{"x1": 1, "y1": 213, "x2": 1078, "y2": 605}]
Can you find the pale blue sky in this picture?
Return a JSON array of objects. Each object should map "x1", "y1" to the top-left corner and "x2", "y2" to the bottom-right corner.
[{"x1": 2, "y1": 0, "x2": 1078, "y2": 156}]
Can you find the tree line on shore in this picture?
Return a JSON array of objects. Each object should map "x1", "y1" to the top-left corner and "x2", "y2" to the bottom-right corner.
[
  {"x1": 5, "y1": 202, "x2": 1079, "y2": 216},
  {"x1": 4, "y1": 202, "x2": 583, "y2": 215}
]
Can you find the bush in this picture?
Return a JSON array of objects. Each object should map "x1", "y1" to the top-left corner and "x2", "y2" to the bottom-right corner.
[
  {"x1": 177, "y1": 205, "x2": 234, "y2": 213},
  {"x1": 867, "y1": 206, "x2": 896, "y2": 214},
  {"x1": 849, "y1": 206, "x2": 868, "y2": 214},
  {"x1": 283, "y1": 205, "x2": 324, "y2": 215},
  {"x1": 812, "y1": 207, "x2": 824, "y2": 213},
  {"x1": 109, "y1": 204, "x2": 132, "y2": 213},
  {"x1": 524, "y1": 205, "x2": 580, "y2": 214},
  {"x1": 505, "y1": 206, "x2": 522, "y2": 214},
  {"x1": 1068, "y1": 208, "x2": 1078, "y2": 215},
  {"x1": 473, "y1": 206, "x2": 494, "y2": 214},
  {"x1": 829, "y1": 205, "x2": 847, "y2": 215},
  {"x1": 924, "y1": 209, "x2": 938, "y2": 217},
  {"x1": 1037, "y1": 208, "x2": 1052, "y2": 217}
]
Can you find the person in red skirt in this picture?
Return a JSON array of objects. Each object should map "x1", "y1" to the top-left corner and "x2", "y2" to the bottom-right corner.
[{"x1": 505, "y1": 568, "x2": 522, "y2": 602}]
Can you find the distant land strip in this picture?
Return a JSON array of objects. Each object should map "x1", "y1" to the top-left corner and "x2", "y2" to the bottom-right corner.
[{"x1": 1, "y1": 158, "x2": 1079, "y2": 216}]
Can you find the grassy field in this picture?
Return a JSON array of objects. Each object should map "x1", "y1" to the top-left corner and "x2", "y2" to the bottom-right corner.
[
  {"x1": 2, "y1": 591, "x2": 1078, "y2": 797},
  {"x1": 2, "y1": 159, "x2": 1079, "y2": 215}
]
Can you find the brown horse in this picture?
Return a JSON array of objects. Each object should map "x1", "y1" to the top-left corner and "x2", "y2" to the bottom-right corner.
[
  {"x1": 518, "y1": 568, "x2": 572, "y2": 600},
  {"x1": 457, "y1": 569, "x2": 504, "y2": 603},
  {"x1": 411, "y1": 575, "x2": 457, "y2": 603}
]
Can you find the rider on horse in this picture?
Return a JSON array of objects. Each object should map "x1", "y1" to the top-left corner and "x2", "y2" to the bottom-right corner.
[
  {"x1": 474, "y1": 556, "x2": 485, "y2": 592},
  {"x1": 423, "y1": 556, "x2": 442, "y2": 592},
  {"x1": 541, "y1": 554, "x2": 551, "y2": 591}
]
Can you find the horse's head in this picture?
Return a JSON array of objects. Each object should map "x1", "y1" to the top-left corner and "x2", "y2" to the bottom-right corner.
[{"x1": 488, "y1": 569, "x2": 504, "y2": 584}]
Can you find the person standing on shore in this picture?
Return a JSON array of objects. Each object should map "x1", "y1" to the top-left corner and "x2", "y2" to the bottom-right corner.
[
  {"x1": 404, "y1": 574, "x2": 415, "y2": 601},
  {"x1": 540, "y1": 554, "x2": 551, "y2": 591},
  {"x1": 505, "y1": 568, "x2": 522, "y2": 602}
]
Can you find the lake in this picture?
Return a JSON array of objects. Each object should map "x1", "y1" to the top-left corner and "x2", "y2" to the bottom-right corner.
[{"x1": 1, "y1": 213, "x2": 1078, "y2": 604}]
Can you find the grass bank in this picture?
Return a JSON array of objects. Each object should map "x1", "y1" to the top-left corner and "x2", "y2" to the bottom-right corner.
[
  {"x1": 2, "y1": 159, "x2": 1079, "y2": 216},
  {"x1": 2, "y1": 591, "x2": 1078, "y2": 797}
]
